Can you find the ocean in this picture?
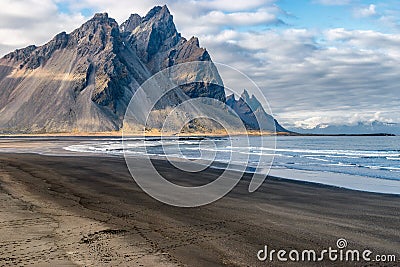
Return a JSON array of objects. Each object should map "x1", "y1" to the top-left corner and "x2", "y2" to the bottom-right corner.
[{"x1": 64, "y1": 135, "x2": 400, "y2": 194}]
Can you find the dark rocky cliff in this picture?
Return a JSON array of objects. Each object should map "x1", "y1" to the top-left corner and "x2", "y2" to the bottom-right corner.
[{"x1": 0, "y1": 5, "x2": 287, "y2": 134}]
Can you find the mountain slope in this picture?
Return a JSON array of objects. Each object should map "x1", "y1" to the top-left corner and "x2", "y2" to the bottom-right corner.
[
  {"x1": 0, "y1": 13, "x2": 141, "y2": 132},
  {"x1": 226, "y1": 90, "x2": 287, "y2": 132},
  {"x1": 0, "y1": 5, "x2": 287, "y2": 134}
]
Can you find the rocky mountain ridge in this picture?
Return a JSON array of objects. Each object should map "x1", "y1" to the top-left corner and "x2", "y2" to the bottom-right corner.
[
  {"x1": 0, "y1": 5, "x2": 287, "y2": 134},
  {"x1": 226, "y1": 90, "x2": 287, "y2": 132}
]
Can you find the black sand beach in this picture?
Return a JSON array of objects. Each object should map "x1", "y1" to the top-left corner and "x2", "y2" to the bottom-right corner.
[{"x1": 0, "y1": 153, "x2": 399, "y2": 266}]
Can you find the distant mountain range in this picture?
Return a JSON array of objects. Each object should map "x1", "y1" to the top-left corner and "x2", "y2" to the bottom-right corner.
[
  {"x1": 0, "y1": 5, "x2": 287, "y2": 134},
  {"x1": 289, "y1": 121, "x2": 400, "y2": 135}
]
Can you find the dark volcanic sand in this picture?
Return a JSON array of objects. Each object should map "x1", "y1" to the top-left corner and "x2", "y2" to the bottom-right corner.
[{"x1": 0, "y1": 153, "x2": 399, "y2": 266}]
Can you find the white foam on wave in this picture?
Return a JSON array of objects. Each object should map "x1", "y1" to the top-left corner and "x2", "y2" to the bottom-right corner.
[{"x1": 226, "y1": 146, "x2": 400, "y2": 158}]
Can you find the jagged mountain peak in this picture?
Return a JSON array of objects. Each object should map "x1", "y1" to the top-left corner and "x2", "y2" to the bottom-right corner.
[
  {"x1": 170, "y1": 36, "x2": 211, "y2": 64},
  {"x1": 240, "y1": 89, "x2": 250, "y2": 102},
  {"x1": 124, "y1": 6, "x2": 181, "y2": 70},
  {"x1": 226, "y1": 94, "x2": 235, "y2": 101},
  {"x1": 188, "y1": 36, "x2": 200, "y2": 46},
  {"x1": 120, "y1": 13, "x2": 141, "y2": 33},
  {"x1": 237, "y1": 89, "x2": 263, "y2": 112},
  {"x1": 226, "y1": 90, "x2": 287, "y2": 132},
  {"x1": 143, "y1": 5, "x2": 171, "y2": 22},
  {"x1": 74, "y1": 12, "x2": 120, "y2": 38},
  {"x1": 92, "y1": 12, "x2": 109, "y2": 20},
  {"x1": 121, "y1": 5, "x2": 173, "y2": 34},
  {"x1": 69, "y1": 13, "x2": 122, "y2": 58},
  {"x1": 75, "y1": 12, "x2": 119, "y2": 34}
]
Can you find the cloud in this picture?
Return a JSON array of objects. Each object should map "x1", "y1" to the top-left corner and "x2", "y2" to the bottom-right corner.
[
  {"x1": 354, "y1": 4, "x2": 377, "y2": 18},
  {"x1": 200, "y1": 27, "x2": 400, "y2": 127},
  {"x1": 194, "y1": 0, "x2": 276, "y2": 12},
  {"x1": 198, "y1": 9, "x2": 282, "y2": 28},
  {"x1": 0, "y1": 0, "x2": 86, "y2": 55},
  {"x1": 324, "y1": 28, "x2": 400, "y2": 56},
  {"x1": 375, "y1": 5, "x2": 400, "y2": 31},
  {"x1": 59, "y1": 0, "x2": 164, "y2": 22},
  {"x1": 289, "y1": 110, "x2": 399, "y2": 130},
  {"x1": 0, "y1": 0, "x2": 283, "y2": 54},
  {"x1": 312, "y1": 0, "x2": 352, "y2": 6}
]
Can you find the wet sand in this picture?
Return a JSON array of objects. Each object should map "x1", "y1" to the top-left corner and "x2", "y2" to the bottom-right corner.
[{"x1": 0, "y1": 153, "x2": 399, "y2": 266}]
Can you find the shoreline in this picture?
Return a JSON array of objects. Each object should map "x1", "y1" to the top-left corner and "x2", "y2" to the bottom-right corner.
[
  {"x1": 0, "y1": 152, "x2": 399, "y2": 266},
  {"x1": 0, "y1": 136, "x2": 399, "y2": 196},
  {"x1": 0, "y1": 131, "x2": 396, "y2": 137}
]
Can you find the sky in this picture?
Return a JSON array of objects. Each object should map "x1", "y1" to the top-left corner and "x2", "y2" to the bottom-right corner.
[{"x1": 0, "y1": 0, "x2": 399, "y2": 130}]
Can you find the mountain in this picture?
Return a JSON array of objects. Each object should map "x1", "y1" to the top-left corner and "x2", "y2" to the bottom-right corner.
[
  {"x1": 226, "y1": 90, "x2": 287, "y2": 132},
  {"x1": 289, "y1": 121, "x2": 400, "y2": 135},
  {"x1": 0, "y1": 5, "x2": 287, "y2": 134}
]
